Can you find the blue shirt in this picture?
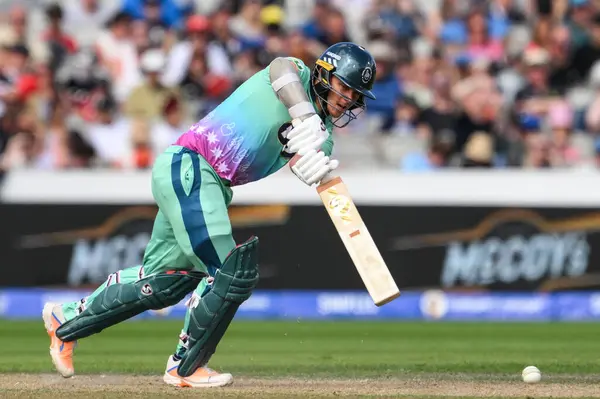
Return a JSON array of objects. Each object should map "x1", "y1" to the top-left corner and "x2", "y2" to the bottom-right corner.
[{"x1": 121, "y1": 0, "x2": 193, "y2": 28}]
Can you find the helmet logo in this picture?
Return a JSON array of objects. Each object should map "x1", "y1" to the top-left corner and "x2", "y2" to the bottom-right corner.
[
  {"x1": 361, "y1": 67, "x2": 373, "y2": 84},
  {"x1": 326, "y1": 51, "x2": 341, "y2": 61},
  {"x1": 322, "y1": 56, "x2": 338, "y2": 68}
]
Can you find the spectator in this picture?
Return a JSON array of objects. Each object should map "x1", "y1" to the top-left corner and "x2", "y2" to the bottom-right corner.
[
  {"x1": 161, "y1": 14, "x2": 232, "y2": 87},
  {"x1": 513, "y1": 46, "x2": 557, "y2": 119},
  {"x1": 66, "y1": 128, "x2": 97, "y2": 168},
  {"x1": 229, "y1": 0, "x2": 265, "y2": 44},
  {"x1": 461, "y1": 131, "x2": 495, "y2": 167},
  {"x1": 391, "y1": 95, "x2": 421, "y2": 136},
  {"x1": 362, "y1": 40, "x2": 403, "y2": 133},
  {"x1": 523, "y1": 133, "x2": 553, "y2": 168},
  {"x1": 151, "y1": 95, "x2": 189, "y2": 154},
  {"x1": 54, "y1": 48, "x2": 113, "y2": 123},
  {"x1": 567, "y1": 0, "x2": 593, "y2": 50},
  {"x1": 434, "y1": 0, "x2": 469, "y2": 54},
  {"x1": 179, "y1": 49, "x2": 232, "y2": 119},
  {"x1": 35, "y1": 110, "x2": 73, "y2": 170},
  {"x1": 0, "y1": 5, "x2": 46, "y2": 63},
  {"x1": 286, "y1": 31, "x2": 319, "y2": 67},
  {"x1": 417, "y1": 70, "x2": 459, "y2": 140},
  {"x1": 130, "y1": 118, "x2": 153, "y2": 169},
  {"x1": 300, "y1": 0, "x2": 330, "y2": 46},
  {"x1": 318, "y1": 7, "x2": 352, "y2": 48},
  {"x1": 372, "y1": 0, "x2": 421, "y2": 44},
  {"x1": 0, "y1": 0, "x2": 600, "y2": 172},
  {"x1": 0, "y1": 6, "x2": 28, "y2": 47},
  {"x1": 547, "y1": 100, "x2": 581, "y2": 167},
  {"x1": 400, "y1": 134, "x2": 453, "y2": 171},
  {"x1": 125, "y1": 48, "x2": 182, "y2": 121},
  {"x1": 571, "y1": 13, "x2": 600, "y2": 82},
  {"x1": 210, "y1": 6, "x2": 244, "y2": 64},
  {"x1": 404, "y1": 38, "x2": 436, "y2": 106},
  {"x1": 488, "y1": 0, "x2": 527, "y2": 37},
  {"x1": 2, "y1": 44, "x2": 38, "y2": 105},
  {"x1": 122, "y1": 0, "x2": 194, "y2": 29},
  {"x1": 547, "y1": 24, "x2": 579, "y2": 93},
  {"x1": 95, "y1": 11, "x2": 141, "y2": 103},
  {"x1": 62, "y1": 0, "x2": 121, "y2": 48},
  {"x1": 0, "y1": 109, "x2": 41, "y2": 170},
  {"x1": 464, "y1": 8, "x2": 504, "y2": 62},
  {"x1": 41, "y1": 4, "x2": 79, "y2": 74},
  {"x1": 0, "y1": 130, "x2": 39, "y2": 171},
  {"x1": 81, "y1": 97, "x2": 134, "y2": 168},
  {"x1": 130, "y1": 20, "x2": 150, "y2": 57},
  {"x1": 451, "y1": 61, "x2": 502, "y2": 153},
  {"x1": 257, "y1": 5, "x2": 288, "y2": 66},
  {"x1": 231, "y1": 43, "x2": 264, "y2": 87},
  {"x1": 141, "y1": 0, "x2": 175, "y2": 50}
]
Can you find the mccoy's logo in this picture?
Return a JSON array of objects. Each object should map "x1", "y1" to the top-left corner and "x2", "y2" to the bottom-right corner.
[
  {"x1": 16, "y1": 205, "x2": 290, "y2": 286},
  {"x1": 390, "y1": 209, "x2": 600, "y2": 290}
]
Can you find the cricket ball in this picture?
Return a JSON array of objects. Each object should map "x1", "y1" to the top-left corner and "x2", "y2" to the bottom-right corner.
[{"x1": 522, "y1": 365, "x2": 541, "y2": 383}]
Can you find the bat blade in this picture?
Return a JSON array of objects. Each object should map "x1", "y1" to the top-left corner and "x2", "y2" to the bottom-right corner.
[{"x1": 317, "y1": 177, "x2": 401, "y2": 306}]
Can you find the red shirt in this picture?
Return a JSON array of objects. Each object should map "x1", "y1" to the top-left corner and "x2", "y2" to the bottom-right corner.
[{"x1": 42, "y1": 30, "x2": 78, "y2": 53}]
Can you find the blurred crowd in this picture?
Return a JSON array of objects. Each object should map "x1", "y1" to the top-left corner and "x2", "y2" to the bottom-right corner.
[{"x1": 2, "y1": 0, "x2": 600, "y2": 175}]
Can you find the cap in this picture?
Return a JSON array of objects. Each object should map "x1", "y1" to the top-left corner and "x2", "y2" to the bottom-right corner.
[
  {"x1": 523, "y1": 46, "x2": 549, "y2": 66},
  {"x1": 140, "y1": 48, "x2": 166, "y2": 73},
  {"x1": 369, "y1": 40, "x2": 395, "y2": 61},
  {"x1": 261, "y1": 5, "x2": 284, "y2": 26},
  {"x1": 186, "y1": 14, "x2": 211, "y2": 32}
]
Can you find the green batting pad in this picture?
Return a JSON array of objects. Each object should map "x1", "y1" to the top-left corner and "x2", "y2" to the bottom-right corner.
[
  {"x1": 177, "y1": 236, "x2": 259, "y2": 377},
  {"x1": 56, "y1": 270, "x2": 205, "y2": 342}
]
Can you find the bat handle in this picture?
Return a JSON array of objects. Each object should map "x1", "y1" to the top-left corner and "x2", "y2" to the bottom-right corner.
[{"x1": 319, "y1": 171, "x2": 337, "y2": 185}]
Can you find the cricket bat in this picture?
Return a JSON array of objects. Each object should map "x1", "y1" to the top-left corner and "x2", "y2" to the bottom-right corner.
[{"x1": 316, "y1": 176, "x2": 401, "y2": 306}]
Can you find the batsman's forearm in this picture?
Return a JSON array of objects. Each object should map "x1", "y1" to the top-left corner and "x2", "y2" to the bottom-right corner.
[{"x1": 269, "y1": 58, "x2": 316, "y2": 121}]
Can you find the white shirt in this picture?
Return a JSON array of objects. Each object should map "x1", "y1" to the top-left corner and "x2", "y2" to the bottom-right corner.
[
  {"x1": 95, "y1": 31, "x2": 142, "y2": 102},
  {"x1": 84, "y1": 117, "x2": 133, "y2": 168},
  {"x1": 151, "y1": 121, "x2": 187, "y2": 154},
  {"x1": 63, "y1": 0, "x2": 121, "y2": 48}
]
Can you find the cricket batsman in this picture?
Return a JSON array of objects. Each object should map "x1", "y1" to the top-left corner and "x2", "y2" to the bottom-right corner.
[{"x1": 42, "y1": 42, "x2": 377, "y2": 388}]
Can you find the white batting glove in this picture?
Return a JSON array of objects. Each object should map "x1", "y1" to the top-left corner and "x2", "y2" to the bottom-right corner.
[
  {"x1": 283, "y1": 115, "x2": 328, "y2": 156},
  {"x1": 291, "y1": 149, "x2": 339, "y2": 186}
]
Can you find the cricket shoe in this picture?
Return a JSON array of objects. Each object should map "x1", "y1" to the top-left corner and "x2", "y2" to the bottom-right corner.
[
  {"x1": 163, "y1": 355, "x2": 233, "y2": 388},
  {"x1": 42, "y1": 302, "x2": 76, "y2": 378}
]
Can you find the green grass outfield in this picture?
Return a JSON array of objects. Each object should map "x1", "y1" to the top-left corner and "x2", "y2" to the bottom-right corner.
[{"x1": 1, "y1": 320, "x2": 600, "y2": 398}]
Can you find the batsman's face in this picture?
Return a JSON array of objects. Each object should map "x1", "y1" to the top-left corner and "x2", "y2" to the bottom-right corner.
[{"x1": 327, "y1": 76, "x2": 360, "y2": 118}]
